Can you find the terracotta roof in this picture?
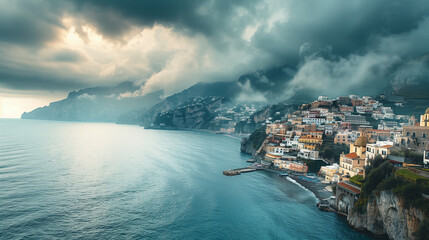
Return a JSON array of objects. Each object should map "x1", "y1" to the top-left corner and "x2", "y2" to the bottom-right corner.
[
  {"x1": 380, "y1": 145, "x2": 393, "y2": 148},
  {"x1": 372, "y1": 129, "x2": 389, "y2": 132},
  {"x1": 345, "y1": 152, "x2": 358, "y2": 159},
  {"x1": 337, "y1": 182, "x2": 361, "y2": 194}
]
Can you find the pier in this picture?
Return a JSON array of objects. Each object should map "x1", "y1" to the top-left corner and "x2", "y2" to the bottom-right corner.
[
  {"x1": 223, "y1": 163, "x2": 267, "y2": 176},
  {"x1": 223, "y1": 168, "x2": 257, "y2": 176}
]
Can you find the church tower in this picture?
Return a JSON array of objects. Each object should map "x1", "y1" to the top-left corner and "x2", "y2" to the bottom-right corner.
[
  {"x1": 349, "y1": 135, "x2": 367, "y2": 159},
  {"x1": 421, "y1": 107, "x2": 429, "y2": 127}
]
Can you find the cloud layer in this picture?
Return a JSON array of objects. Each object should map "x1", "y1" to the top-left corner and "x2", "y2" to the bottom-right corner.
[{"x1": 1, "y1": 0, "x2": 429, "y2": 104}]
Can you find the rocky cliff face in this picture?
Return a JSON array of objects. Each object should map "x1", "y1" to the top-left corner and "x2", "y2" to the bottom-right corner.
[
  {"x1": 240, "y1": 137, "x2": 255, "y2": 155},
  {"x1": 151, "y1": 97, "x2": 228, "y2": 129},
  {"x1": 139, "y1": 82, "x2": 239, "y2": 126},
  {"x1": 240, "y1": 126, "x2": 267, "y2": 156},
  {"x1": 235, "y1": 102, "x2": 297, "y2": 134},
  {"x1": 348, "y1": 191, "x2": 424, "y2": 240}
]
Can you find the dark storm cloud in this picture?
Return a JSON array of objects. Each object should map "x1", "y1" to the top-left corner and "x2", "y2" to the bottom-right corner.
[
  {"x1": 0, "y1": 1, "x2": 66, "y2": 47},
  {"x1": 0, "y1": 64, "x2": 85, "y2": 91},
  {"x1": 69, "y1": 0, "x2": 259, "y2": 39},
  {"x1": 252, "y1": 0, "x2": 429, "y2": 66},
  {"x1": 1, "y1": 0, "x2": 429, "y2": 100}
]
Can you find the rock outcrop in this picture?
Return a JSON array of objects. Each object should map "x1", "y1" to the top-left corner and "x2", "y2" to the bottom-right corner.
[
  {"x1": 150, "y1": 96, "x2": 228, "y2": 129},
  {"x1": 235, "y1": 102, "x2": 297, "y2": 134},
  {"x1": 240, "y1": 137, "x2": 254, "y2": 155},
  {"x1": 240, "y1": 126, "x2": 267, "y2": 156},
  {"x1": 348, "y1": 191, "x2": 424, "y2": 240}
]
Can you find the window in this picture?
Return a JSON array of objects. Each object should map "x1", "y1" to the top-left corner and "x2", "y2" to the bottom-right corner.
[
  {"x1": 423, "y1": 133, "x2": 426, "y2": 138},
  {"x1": 412, "y1": 132, "x2": 416, "y2": 137},
  {"x1": 407, "y1": 132, "x2": 410, "y2": 136}
]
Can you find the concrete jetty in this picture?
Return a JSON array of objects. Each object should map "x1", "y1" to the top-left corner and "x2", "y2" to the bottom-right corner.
[
  {"x1": 223, "y1": 168, "x2": 257, "y2": 176},
  {"x1": 223, "y1": 163, "x2": 266, "y2": 176}
]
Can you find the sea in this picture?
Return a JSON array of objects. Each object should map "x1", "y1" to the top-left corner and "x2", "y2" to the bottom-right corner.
[{"x1": 0, "y1": 119, "x2": 374, "y2": 239}]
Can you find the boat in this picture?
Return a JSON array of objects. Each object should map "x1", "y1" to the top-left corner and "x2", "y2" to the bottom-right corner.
[{"x1": 279, "y1": 172, "x2": 289, "y2": 177}]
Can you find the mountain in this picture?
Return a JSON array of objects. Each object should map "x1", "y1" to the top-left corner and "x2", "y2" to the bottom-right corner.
[
  {"x1": 235, "y1": 101, "x2": 299, "y2": 134},
  {"x1": 389, "y1": 52, "x2": 429, "y2": 100},
  {"x1": 22, "y1": 52, "x2": 429, "y2": 125},
  {"x1": 150, "y1": 96, "x2": 229, "y2": 129},
  {"x1": 21, "y1": 82, "x2": 163, "y2": 122},
  {"x1": 118, "y1": 81, "x2": 240, "y2": 125}
]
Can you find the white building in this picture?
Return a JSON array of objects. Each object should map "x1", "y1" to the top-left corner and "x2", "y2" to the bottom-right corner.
[
  {"x1": 366, "y1": 141, "x2": 394, "y2": 162},
  {"x1": 349, "y1": 94, "x2": 360, "y2": 100},
  {"x1": 268, "y1": 146, "x2": 289, "y2": 156},
  {"x1": 324, "y1": 125, "x2": 334, "y2": 135},
  {"x1": 362, "y1": 96, "x2": 372, "y2": 103},
  {"x1": 283, "y1": 136, "x2": 300, "y2": 149},
  {"x1": 318, "y1": 96, "x2": 330, "y2": 101},
  {"x1": 319, "y1": 164, "x2": 340, "y2": 182},
  {"x1": 302, "y1": 117, "x2": 326, "y2": 125},
  {"x1": 298, "y1": 149, "x2": 319, "y2": 160}
]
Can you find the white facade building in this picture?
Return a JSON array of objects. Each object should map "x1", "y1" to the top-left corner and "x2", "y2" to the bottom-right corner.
[
  {"x1": 302, "y1": 117, "x2": 326, "y2": 125},
  {"x1": 366, "y1": 141, "x2": 394, "y2": 162},
  {"x1": 298, "y1": 149, "x2": 319, "y2": 160}
]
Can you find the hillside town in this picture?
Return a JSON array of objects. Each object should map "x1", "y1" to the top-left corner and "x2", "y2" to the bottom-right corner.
[
  {"x1": 260, "y1": 95, "x2": 428, "y2": 171},
  {"x1": 253, "y1": 95, "x2": 429, "y2": 216}
]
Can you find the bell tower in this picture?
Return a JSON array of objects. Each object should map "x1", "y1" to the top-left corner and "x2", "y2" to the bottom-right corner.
[{"x1": 420, "y1": 107, "x2": 429, "y2": 127}]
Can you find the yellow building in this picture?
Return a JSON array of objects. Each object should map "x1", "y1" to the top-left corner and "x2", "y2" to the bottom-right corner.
[
  {"x1": 339, "y1": 135, "x2": 367, "y2": 179},
  {"x1": 266, "y1": 123, "x2": 287, "y2": 135},
  {"x1": 420, "y1": 107, "x2": 429, "y2": 127},
  {"x1": 349, "y1": 135, "x2": 367, "y2": 159},
  {"x1": 298, "y1": 136, "x2": 323, "y2": 145},
  {"x1": 398, "y1": 107, "x2": 429, "y2": 150},
  {"x1": 319, "y1": 164, "x2": 339, "y2": 182}
]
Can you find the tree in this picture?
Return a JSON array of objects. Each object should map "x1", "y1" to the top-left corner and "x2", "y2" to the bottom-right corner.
[
  {"x1": 370, "y1": 154, "x2": 385, "y2": 169},
  {"x1": 361, "y1": 161, "x2": 394, "y2": 197}
]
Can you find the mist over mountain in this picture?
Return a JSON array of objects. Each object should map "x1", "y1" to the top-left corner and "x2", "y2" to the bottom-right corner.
[
  {"x1": 21, "y1": 50, "x2": 429, "y2": 124},
  {"x1": 21, "y1": 82, "x2": 163, "y2": 122},
  {"x1": 388, "y1": 52, "x2": 429, "y2": 99}
]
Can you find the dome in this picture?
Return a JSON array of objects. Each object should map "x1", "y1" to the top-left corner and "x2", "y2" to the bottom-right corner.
[
  {"x1": 354, "y1": 135, "x2": 367, "y2": 147},
  {"x1": 425, "y1": 107, "x2": 429, "y2": 114}
]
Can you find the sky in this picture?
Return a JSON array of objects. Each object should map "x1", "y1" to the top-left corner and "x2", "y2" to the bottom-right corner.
[{"x1": 1, "y1": 0, "x2": 429, "y2": 118}]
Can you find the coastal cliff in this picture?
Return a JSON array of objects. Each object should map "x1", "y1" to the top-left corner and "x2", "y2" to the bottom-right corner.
[
  {"x1": 149, "y1": 96, "x2": 228, "y2": 129},
  {"x1": 22, "y1": 82, "x2": 162, "y2": 122},
  {"x1": 240, "y1": 126, "x2": 267, "y2": 156},
  {"x1": 235, "y1": 102, "x2": 297, "y2": 134},
  {"x1": 348, "y1": 191, "x2": 425, "y2": 240}
]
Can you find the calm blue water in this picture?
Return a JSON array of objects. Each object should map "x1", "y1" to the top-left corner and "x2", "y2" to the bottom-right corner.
[{"x1": 0, "y1": 119, "x2": 373, "y2": 239}]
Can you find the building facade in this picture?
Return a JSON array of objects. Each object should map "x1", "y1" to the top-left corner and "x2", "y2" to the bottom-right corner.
[
  {"x1": 339, "y1": 136, "x2": 367, "y2": 178},
  {"x1": 365, "y1": 141, "x2": 393, "y2": 161},
  {"x1": 420, "y1": 107, "x2": 429, "y2": 127}
]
